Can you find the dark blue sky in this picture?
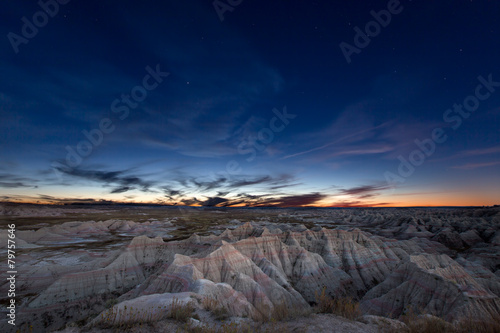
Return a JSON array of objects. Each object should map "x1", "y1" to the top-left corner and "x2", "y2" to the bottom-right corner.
[{"x1": 1, "y1": 0, "x2": 499, "y2": 206}]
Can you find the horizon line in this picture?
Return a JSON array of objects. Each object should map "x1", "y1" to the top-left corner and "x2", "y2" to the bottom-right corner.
[{"x1": 1, "y1": 201, "x2": 498, "y2": 209}]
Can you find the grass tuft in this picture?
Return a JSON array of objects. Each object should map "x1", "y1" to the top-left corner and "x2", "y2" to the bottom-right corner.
[
  {"x1": 314, "y1": 286, "x2": 361, "y2": 320},
  {"x1": 168, "y1": 297, "x2": 196, "y2": 323},
  {"x1": 202, "y1": 296, "x2": 230, "y2": 321}
]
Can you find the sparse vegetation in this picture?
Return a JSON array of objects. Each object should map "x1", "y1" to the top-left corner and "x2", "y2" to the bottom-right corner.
[
  {"x1": 270, "y1": 300, "x2": 291, "y2": 321},
  {"x1": 399, "y1": 307, "x2": 500, "y2": 333},
  {"x1": 202, "y1": 296, "x2": 230, "y2": 321},
  {"x1": 270, "y1": 299, "x2": 311, "y2": 321},
  {"x1": 314, "y1": 287, "x2": 361, "y2": 320},
  {"x1": 168, "y1": 298, "x2": 196, "y2": 323},
  {"x1": 403, "y1": 315, "x2": 452, "y2": 333},
  {"x1": 94, "y1": 298, "x2": 195, "y2": 330},
  {"x1": 453, "y1": 313, "x2": 500, "y2": 333},
  {"x1": 105, "y1": 297, "x2": 118, "y2": 309}
]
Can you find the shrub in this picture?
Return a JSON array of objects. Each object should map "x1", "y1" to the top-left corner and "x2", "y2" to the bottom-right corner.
[
  {"x1": 314, "y1": 287, "x2": 361, "y2": 320},
  {"x1": 315, "y1": 287, "x2": 335, "y2": 313},
  {"x1": 168, "y1": 297, "x2": 196, "y2": 323},
  {"x1": 407, "y1": 315, "x2": 451, "y2": 333},
  {"x1": 104, "y1": 298, "x2": 118, "y2": 309},
  {"x1": 202, "y1": 296, "x2": 230, "y2": 321},
  {"x1": 271, "y1": 300, "x2": 290, "y2": 321}
]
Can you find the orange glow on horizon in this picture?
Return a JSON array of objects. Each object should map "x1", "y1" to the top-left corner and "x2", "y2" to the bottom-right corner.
[{"x1": 2, "y1": 196, "x2": 497, "y2": 207}]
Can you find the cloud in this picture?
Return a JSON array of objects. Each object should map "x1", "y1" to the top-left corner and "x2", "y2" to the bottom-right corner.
[
  {"x1": 236, "y1": 193, "x2": 260, "y2": 200},
  {"x1": 202, "y1": 197, "x2": 229, "y2": 207},
  {"x1": 452, "y1": 161, "x2": 500, "y2": 170},
  {"x1": 281, "y1": 127, "x2": 385, "y2": 160},
  {"x1": 0, "y1": 173, "x2": 38, "y2": 189},
  {"x1": 23, "y1": 194, "x2": 116, "y2": 205},
  {"x1": 226, "y1": 174, "x2": 295, "y2": 189},
  {"x1": 219, "y1": 199, "x2": 246, "y2": 207},
  {"x1": 251, "y1": 192, "x2": 327, "y2": 207},
  {"x1": 339, "y1": 184, "x2": 391, "y2": 196},
  {"x1": 190, "y1": 176, "x2": 228, "y2": 191},
  {"x1": 181, "y1": 198, "x2": 202, "y2": 206},
  {"x1": 163, "y1": 188, "x2": 184, "y2": 199},
  {"x1": 458, "y1": 146, "x2": 500, "y2": 157},
  {"x1": 228, "y1": 176, "x2": 273, "y2": 188},
  {"x1": 269, "y1": 183, "x2": 301, "y2": 190},
  {"x1": 183, "y1": 174, "x2": 298, "y2": 193},
  {"x1": 54, "y1": 165, "x2": 154, "y2": 194},
  {"x1": 329, "y1": 146, "x2": 394, "y2": 158},
  {"x1": 433, "y1": 146, "x2": 500, "y2": 164},
  {"x1": 0, "y1": 182, "x2": 33, "y2": 188},
  {"x1": 174, "y1": 191, "x2": 328, "y2": 207},
  {"x1": 328, "y1": 200, "x2": 391, "y2": 207},
  {"x1": 280, "y1": 104, "x2": 392, "y2": 161},
  {"x1": 111, "y1": 186, "x2": 131, "y2": 194}
]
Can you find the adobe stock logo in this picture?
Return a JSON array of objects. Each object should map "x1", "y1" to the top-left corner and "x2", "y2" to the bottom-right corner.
[
  {"x1": 7, "y1": 0, "x2": 71, "y2": 54},
  {"x1": 339, "y1": 0, "x2": 403, "y2": 64},
  {"x1": 213, "y1": 0, "x2": 243, "y2": 22}
]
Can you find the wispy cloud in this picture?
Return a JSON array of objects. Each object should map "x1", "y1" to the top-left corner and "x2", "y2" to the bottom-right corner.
[
  {"x1": 179, "y1": 174, "x2": 298, "y2": 193},
  {"x1": 54, "y1": 166, "x2": 155, "y2": 194},
  {"x1": 457, "y1": 146, "x2": 500, "y2": 157},
  {"x1": 328, "y1": 200, "x2": 391, "y2": 207},
  {"x1": 0, "y1": 173, "x2": 38, "y2": 189},
  {"x1": 281, "y1": 122, "x2": 391, "y2": 160},
  {"x1": 339, "y1": 183, "x2": 391, "y2": 196},
  {"x1": 430, "y1": 146, "x2": 500, "y2": 164},
  {"x1": 175, "y1": 191, "x2": 327, "y2": 207},
  {"x1": 248, "y1": 192, "x2": 327, "y2": 207},
  {"x1": 452, "y1": 161, "x2": 500, "y2": 170}
]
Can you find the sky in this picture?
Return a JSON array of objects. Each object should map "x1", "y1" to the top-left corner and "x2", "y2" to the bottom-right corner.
[{"x1": 0, "y1": 0, "x2": 499, "y2": 207}]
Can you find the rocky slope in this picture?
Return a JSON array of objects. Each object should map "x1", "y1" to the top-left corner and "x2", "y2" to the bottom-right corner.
[{"x1": 1, "y1": 207, "x2": 499, "y2": 332}]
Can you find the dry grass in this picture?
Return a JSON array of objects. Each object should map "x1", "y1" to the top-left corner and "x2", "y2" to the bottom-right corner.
[
  {"x1": 95, "y1": 304, "x2": 167, "y2": 330},
  {"x1": 314, "y1": 287, "x2": 361, "y2": 320},
  {"x1": 104, "y1": 297, "x2": 118, "y2": 309},
  {"x1": 202, "y1": 296, "x2": 230, "y2": 321},
  {"x1": 405, "y1": 316, "x2": 452, "y2": 333},
  {"x1": 94, "y1": 297, "x2": 195, "y2": 330},
  {"x1": 399, "y1": 307, "x2": 500, "y2": 333},
  {"x1": 270, "y1": 299, "x2": 312, "y2": 322},
  {"x1": 168, "y1": 298, "x2": 196, "y2": 323},
  {"x1": 453, "y1": 312, "x2": 500, "y2": 333},
  {"x1": 270, "y1": 300, "x2": 291, "y2": 321}
]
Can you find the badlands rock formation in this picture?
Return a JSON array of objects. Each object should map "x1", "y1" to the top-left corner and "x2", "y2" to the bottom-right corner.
[{"x1": 1, "y1": 206, "x2": 499, "y2": 332}]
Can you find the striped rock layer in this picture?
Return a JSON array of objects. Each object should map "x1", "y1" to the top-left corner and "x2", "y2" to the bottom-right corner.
[{"x1": 7, "y1": 220, "x2": 500, "y2": 331}]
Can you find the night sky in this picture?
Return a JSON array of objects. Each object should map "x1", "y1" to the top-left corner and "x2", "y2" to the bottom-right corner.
[{"x1": 1, "y1": 0, "x2": 499, "y2": 207}]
